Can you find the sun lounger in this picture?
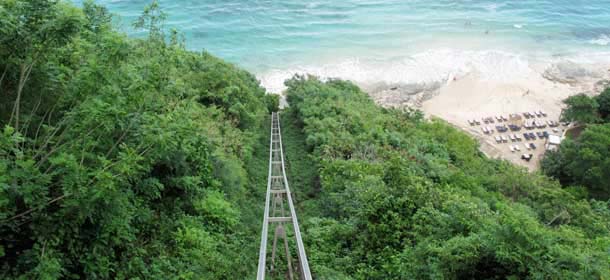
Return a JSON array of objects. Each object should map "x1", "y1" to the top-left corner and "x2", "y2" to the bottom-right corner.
[
  {"x1": 514, "y1": 134, "x2": 521, "y2": 141},
  {"x1": 529, "y1": 143, "x2": 536, "y2": 150},
  {"x1": 501, "y1": 136, "x2": 508, "y2": 143},
  {"x1": 509, "y1": 124, "x2": 521, "y2": 131},
  {"x1": 509, "y1": 146, "x2": 515, "y2": 152},
  {"x1": 514, "y1": 145, "x2": 521, "y2": 151}
]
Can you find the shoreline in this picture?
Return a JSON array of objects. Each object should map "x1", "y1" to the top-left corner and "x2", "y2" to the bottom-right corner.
[
  {"x1": 268, "y1": 50, "x2": 610, "y2": 171},
  {"x1": 258, "y1": 49, "x2": 610, "y2": 95},
  {"x1": 386, "y1": 66, "x2": 609, "y2": 171}
]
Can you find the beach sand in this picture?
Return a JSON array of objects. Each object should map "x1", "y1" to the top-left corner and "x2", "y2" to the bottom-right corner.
[
  {"x1": 419, "y1": 70, "x2": 607, "y2": 171},
  {"x1": 274, "y1": 58, "x2": 610, "y2": 171}
]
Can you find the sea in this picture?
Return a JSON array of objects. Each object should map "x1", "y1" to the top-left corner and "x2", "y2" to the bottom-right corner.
[{"x1": 73, "y1": 0, "x2": 610, "y2": 93}]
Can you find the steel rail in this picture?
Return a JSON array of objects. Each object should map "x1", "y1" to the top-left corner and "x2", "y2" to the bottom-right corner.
[
  {"x1": 276, "y1": 112, "x2": 312, "y2": 280},
  {"x1": 257, "y1": 113, "x2": 275, "y2": 279},
  {"x1": 257, "y1": 112, "x2": 312, "y2": 280}
]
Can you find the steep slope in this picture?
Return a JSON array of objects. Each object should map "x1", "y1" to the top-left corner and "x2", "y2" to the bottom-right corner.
[
  {"x1": 0, "y1": 1, "x2": 274, "y2": 278},
  {"x1": 283, "y1": 76, "x2": 610, "y2": 279}
]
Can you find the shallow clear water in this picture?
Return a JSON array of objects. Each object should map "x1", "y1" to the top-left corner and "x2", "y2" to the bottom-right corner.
[{"x1": 75, "y1": 0, "x2": 610, "y2": 91}]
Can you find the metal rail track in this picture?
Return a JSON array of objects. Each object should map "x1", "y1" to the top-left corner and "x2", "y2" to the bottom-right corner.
[{"x1": 257, "y1": 112, "x2": 312, "y2": 280}]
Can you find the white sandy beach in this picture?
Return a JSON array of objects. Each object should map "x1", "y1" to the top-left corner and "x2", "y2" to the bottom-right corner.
[
  {"x1": 420, "y1": 65, "x2": 609, "y2": 170},
  {"x1": 269, "y1": 52, "x2": 610, "y2": 170}
]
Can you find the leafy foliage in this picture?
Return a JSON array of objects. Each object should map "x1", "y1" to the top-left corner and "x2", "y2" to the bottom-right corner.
[
  {"x1": 595, "y1": 87, "x2": 610, "y2": 121},
  {"x1": 284, "y1": 76, "x2": 610, "y2": 279},
  {"x1": 543, "y1": 124, "x2": 610, "y2": 200},
  {"x1": 543, "y1": 88, "x2": 610, "y2": 200},
  {"x1": 561, "y1": 94, "x2": 600, "y2": 124},
  {"x1": 0, "y1": 0, "x2": 271, "y2": 278},
  {"x1": 1, "y1": 1, "x2": 609, "y2": 279}
]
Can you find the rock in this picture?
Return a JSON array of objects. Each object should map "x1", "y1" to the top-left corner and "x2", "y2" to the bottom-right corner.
[
  {"x1": 543, "y1": 62, "x2": 601, "y2": 85},
  {"x1": 364, "y1": 81, "x2": 443, "y2": 108},
  {"x1": 593, "y1": 79, "x2": 610, "y2": 93}
]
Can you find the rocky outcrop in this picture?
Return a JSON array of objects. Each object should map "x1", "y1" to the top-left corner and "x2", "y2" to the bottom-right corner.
[
  {"x1": 543, "y1": 61, "x2": 610, "y2": 95},
  {"x1": 364, "y1": 81, "x2": 443, "y2": 108},
  {"x1": 542, "y1": 62, "x2": 598, "y2": 85}
]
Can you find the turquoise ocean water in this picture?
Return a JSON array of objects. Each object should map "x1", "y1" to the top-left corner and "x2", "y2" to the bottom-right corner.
[{"x1": 75, "y1": 0, "x2": 610, "y2": 92}]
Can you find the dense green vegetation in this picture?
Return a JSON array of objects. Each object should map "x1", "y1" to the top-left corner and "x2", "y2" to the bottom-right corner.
[
  {"x1": 0, "y1": 0, "x2": 275, "y2": 278},
  {"x1": 560, "y1": 93, "x2": 601, "y2": 124},
  {"x1": 597, "y1": 88, "x2": 610, "y2": 121},
  {"x1": 283, "y1": 76, "x2": 610, "y2": 279},
  {"x1": 2, "y1": 1, "x2": 609, "y2": 279},
  {"x1": 543, "y1": 89, "x2": 610, "y2": 200}
]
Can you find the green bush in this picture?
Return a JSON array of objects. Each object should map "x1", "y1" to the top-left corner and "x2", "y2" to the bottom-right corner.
[
  {"x1": 0, "y1": 0, "x2": 266, "y2": 278},
  {"x1": 285, "y1": 76, "x2": 610, "y2": 279}
]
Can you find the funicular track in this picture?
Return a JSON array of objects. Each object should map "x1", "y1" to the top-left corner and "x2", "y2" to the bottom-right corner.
[{"x1": 257, "y1": 112, "x2": 312, "y2": 280}]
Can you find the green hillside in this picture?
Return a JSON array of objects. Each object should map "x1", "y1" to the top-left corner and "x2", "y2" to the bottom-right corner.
[
  {"x1": 1, "y1": 1, "x2": 608, "y2": 279},
  {"x1": 282, "y1": 76, "x2": 610, "y2": 279},
  {"x1": 1, "y1": 1, "x2": 276, "y2": 278}
]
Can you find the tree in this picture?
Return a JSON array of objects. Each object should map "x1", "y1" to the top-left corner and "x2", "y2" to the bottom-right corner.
[
  {"x1": 540, "y1": 150, "x2": 570, "y2": 185},
  {"x1": 285, "y1": 76, "x2": 610, "y2": 279},
  {"x1": 133, "y1": 0, "x2": 166, "y2": 43},
  {"x1": 561, "y1": 94, "x2": 600, "y2": 124},
  {"x1": 595, "y1": 87, "x2": 610, "y2": 122},
  {"x1": 82, "y1": 0, "x2": 112, "y2": 34},
  {"x1": 0, "y1": 0, "x2": 83, "y2": 131},
  {"x1": 548, "y1": 124, "x2": 610, "y2": 200},
  {"x1": 264, "y1": 93, "x2": 280, "y2": 113},
  {"x1": 0, "y1": 1, "x2": 270, "y2": 278}
]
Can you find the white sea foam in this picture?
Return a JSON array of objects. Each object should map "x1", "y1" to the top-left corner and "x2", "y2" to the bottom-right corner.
[
  {"x1": 258, "y1": 49, "x2": 537, "y2": 93},
  {"x1": 513, "y1": 24, "x2": 524, "y2": 29},
  {"x1": 589, "y1": 34, "x2": 610, "y2": 46},
  {"x1": 483, "y1": 3, "x2": 507, "y2": 13}
]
